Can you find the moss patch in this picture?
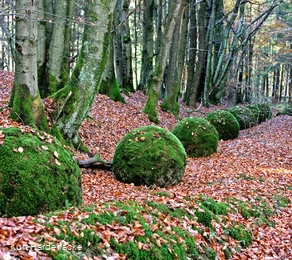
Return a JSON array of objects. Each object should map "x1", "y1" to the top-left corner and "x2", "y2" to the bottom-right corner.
[
  {"x1": 112, "y1": 126, "x2": 186, "y2": 188},
  {"x1": 0, "y1": 127, "x2": 82, "y2": 217},
  {"x1": 172, "y1": 117, "x2": 219, "y2": 157},
  {"x1": 206, "y1": 110, "x2": 240, "y2": 140}
]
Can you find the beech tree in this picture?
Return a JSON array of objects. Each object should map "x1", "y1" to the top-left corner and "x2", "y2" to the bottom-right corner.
[{"x1": 10, "y1": 0, "x2": 116, "y2": 149}]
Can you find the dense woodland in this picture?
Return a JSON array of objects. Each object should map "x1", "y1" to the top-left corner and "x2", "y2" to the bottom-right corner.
[{"x1": 0, "y1": 0, "x2": 292, "y2": 259}]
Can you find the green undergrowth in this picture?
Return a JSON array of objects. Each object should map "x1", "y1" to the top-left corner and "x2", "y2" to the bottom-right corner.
[{"x1": 37, "y1": 194, "x2": 290, "y2": 259}]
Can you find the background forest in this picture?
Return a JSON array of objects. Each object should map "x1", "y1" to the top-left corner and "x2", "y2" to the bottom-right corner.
[{"x1": 0, "y1": 0, "x2": 291, "y2": 135}]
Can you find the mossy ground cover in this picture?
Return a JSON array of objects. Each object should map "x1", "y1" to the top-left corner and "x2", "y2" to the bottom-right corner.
[
  {"x1": 0, "y1": 126, "x2": 82, "y2": 217},
  {"x1": 32, "y1": 193, "x2": 291, "y2": 260}
]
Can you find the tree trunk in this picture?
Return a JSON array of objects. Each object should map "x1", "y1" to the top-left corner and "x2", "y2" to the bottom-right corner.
[
  {"x1": 100, "y1": 35, "x2": 125, "y2": 103},
  {"x1": 161, "y1": 0, "x2": 188, "y2": 116},
  {"x1": 203, "y1": 0, "x2": 216, "y2": 107},
  {"x1": 139, "y1": 0, "x2": 154, "y2": 92},
  {"x1": 53, "y1": 0, "x2": 115, "y2": 148},
  {"x1": 183, "y1": 0, "x2": 197, "y2": 107},
  {"x1": 289, "y1": 64, "x2": 292, "y2": 104},
  {"x1": 143, "y1": 0, "x2": 182, "y2": 123},
  {"x1": 43, "y1": 0, "x2": 75, "y2": 97},
  {"x1": 10, "y1": 0, "x2": 49, "y2": 132}
]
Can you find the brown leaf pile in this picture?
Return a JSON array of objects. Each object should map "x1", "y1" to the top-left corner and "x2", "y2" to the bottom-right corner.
[{"x1": 0, "y1": 71, "x2": 291, "y2": 259}]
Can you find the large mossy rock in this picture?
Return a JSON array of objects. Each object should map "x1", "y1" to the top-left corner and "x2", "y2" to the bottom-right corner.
[
  {"x1": 248, "y1": 104, "x2": 272, "y2": 123},
  {"x1": 206, "y1": 110, "x2": 240, "y2": 140},
  {"x1": 277, "y1": 105, "x2": 292, "y2": 116},
  {"x1": 228, "y1": 106, "x2": 257, "y2": 129},
  {"x1": 172, "y1": 117, "x2": 219, "y2": 158},
  {"x1": 112, "y1": 126, "x2": 186, "y2": 188},
  {"x1": 0, "y1": 127, "x2": 82, "y2": 217}
]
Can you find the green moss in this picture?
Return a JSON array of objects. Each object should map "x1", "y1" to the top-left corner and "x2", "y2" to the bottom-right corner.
[
  {"x1": 143, "y1": 89, "x2": 159, "y2": 124},
  {"x1": 100, "y1": 77, "x2": 125, "y2": 103},
  {"x1": 0, "y1": 127, "x2": 82, "y2": 217},
  {"x1": 200, "y1": 197, "x2": 229, "y2": 215},
  {"x1": 225, "y1": 225, "x2": 252, "y2": 248},
  {"x1": 228, "y1": 106, "x2": 257, "y2": 129},
  {"x1": 278, "y1": 105, "x2": 292, "y2": 116},
  {"x1": 248, "y1": 104, "x2": 272, "y2": 123},
  {"x1": 172, "y1": 117, "x2": 219, "y2": 157},
  {"x1": 112, "y1": 126, "x2": 186, "y2": 188},
  {"x1": 274, "y1": 194, "x2": 290, "y2": 208},
  {"x1": 47, "y1": 73, "x2": 60, "y2": 96},
  {"x1": 195, "y1": 205, "x2": 215, "y2": 228},
  {"x1": 81, "y1": 212, "x2": 116, "y2": 225},
  {"x1": 206, "y1": 110, "x2": 240, "y2": 140}
]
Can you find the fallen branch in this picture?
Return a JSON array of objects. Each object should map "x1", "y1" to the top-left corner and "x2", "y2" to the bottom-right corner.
[{"x1": 75, "y1": 154, "x2": 112, "y2": 170}]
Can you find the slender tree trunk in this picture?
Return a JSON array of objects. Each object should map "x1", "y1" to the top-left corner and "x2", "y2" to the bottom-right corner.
[
  {"x1": 53, "y1": 0, "x2": 115, "y2": 148},
  {"x1": 100, "y1": 35, "x2": 125, "y2": 103},
  {"x1": 203, "y1": 0, "x2": 216, "y2": 107},
  {"x1": 183, "y1": 0, "x2": 197, "y2": 106},
  {"x1": 43, "y1": 0, "x2": 75, "y2": 97},
  {"x1": 10, "y1": 0, "x2": 49, "y2": 131},
  {"x1": 143, "y1": 0, "x2": 182, "y2": 123},
  {"x1": 288, "y1": 64, "x2": 292, "y2": 104},
  {"x1": 160, "y1": 0, "x2": 187, "y2": 117},
  {"x1": 139, "y1": 0, "x2": 154, "y2": 92}
]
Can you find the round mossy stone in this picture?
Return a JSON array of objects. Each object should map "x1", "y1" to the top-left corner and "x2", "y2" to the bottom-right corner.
[
  {"x1": 206, "y1": 110, "x2": 240, "y2": 140},
  {"x1": 112, "y1": 126, "x2": 187, "y2": 188},
  {"x1": 228, "y1": 106, "x2": 257, "y2": 129},
  {"x1": 0, "y1": 127, "x2": 82, "y2": 217},
  {"x1": 172, "y1": 117, "x2": 219, "y2": 158},
  {"x1": 257, "y1": 104, "x2": 272, "y2": 121},
  {"x1": 280, "y1": 105, "x2": 292, "y2": 116},
  {"x1": 248, "y1": 104, "x2": 272, "y2": 123}
]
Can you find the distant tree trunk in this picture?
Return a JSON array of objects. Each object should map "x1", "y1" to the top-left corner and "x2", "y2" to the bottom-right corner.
[
  {"x1": 161, "y1": 0, "x2": 188, "y2": 117},
  {"x1": 183, "y1": 0, "x2": 197, "y2": 107},
  {"x1": 113, "y1": 0, "x2": 134, "y2": 93},
  {"x1": 53, "y1": 0, "x2": 115, "y2": 148},
  {"x1": 100, "y1": 35, "x2": 125, "y2": 103},
  {"x1": 10, "y1": 0, "x2": 49, "y2": 131},
  {"x1": 143, "y1": 0, "x2": 182, "y2": 123},
  {"x1": 139, "y1": 0, "x2": 154, "y2": 92},
  {"x1": 289, "y1": 64, "x2": 292, "y2": 104},
  {"x1": 43, "y1": 0, "x2": 75, "y2": 97},
  {"x1": 203, "y1": 0, "x2": 216, "y2": 107}
]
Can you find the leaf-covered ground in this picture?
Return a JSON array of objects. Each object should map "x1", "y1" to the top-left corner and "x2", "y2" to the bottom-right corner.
[{"x1": 0, "y1": 70, "x2": 291, "y2": 259}]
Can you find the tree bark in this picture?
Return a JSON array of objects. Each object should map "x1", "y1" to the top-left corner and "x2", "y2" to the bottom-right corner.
[
  {"x1": 10, "y1": 0, "x2": 49, "y2": 132},
  {"x1": 161, "y1": 0, "x2": 188, "y2": 116},
  {"x1": 139, "y1": 0, "x2": 154, "y2": 92},
  {"x1": 100, "y1": 35, "x2": 125, "y2": 103},
  {"x1": 53, "y1": 0, "x2": 115, "y2": 148},
  {"x1": 143, "y1": 0, "x2": 182, "y2": 123},
  {"x1": 44, "y1": 0, "x2": 75, "y2": 97}
]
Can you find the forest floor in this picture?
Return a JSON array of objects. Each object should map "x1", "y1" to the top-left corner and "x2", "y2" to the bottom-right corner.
[{"x1": 0, "y1": 70, "x2": 291, "y2": 259}]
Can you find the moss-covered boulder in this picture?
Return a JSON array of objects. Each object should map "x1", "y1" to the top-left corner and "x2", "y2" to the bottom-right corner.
[
  {"x1": 206, "y1": 110, "x2": 240, "y2": 140},
  {"x1": 228, "y1": 106, "x2": 257, "y2": 129},
  {"x1": 112, "y1": 126, "x2": 186, "y2": 188},
  {"x1": 0, "y1": 127, "x2": 82, "y2": 217},
  {"x1": 249, "y1": 104, "x2": 272, "y2": 123},
  {"x1": 172, "y1": 117, "x2": 219, "y2": 157},
  {"x1": 277, "y1": 105, "x2": 292, "y2": 116}
]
